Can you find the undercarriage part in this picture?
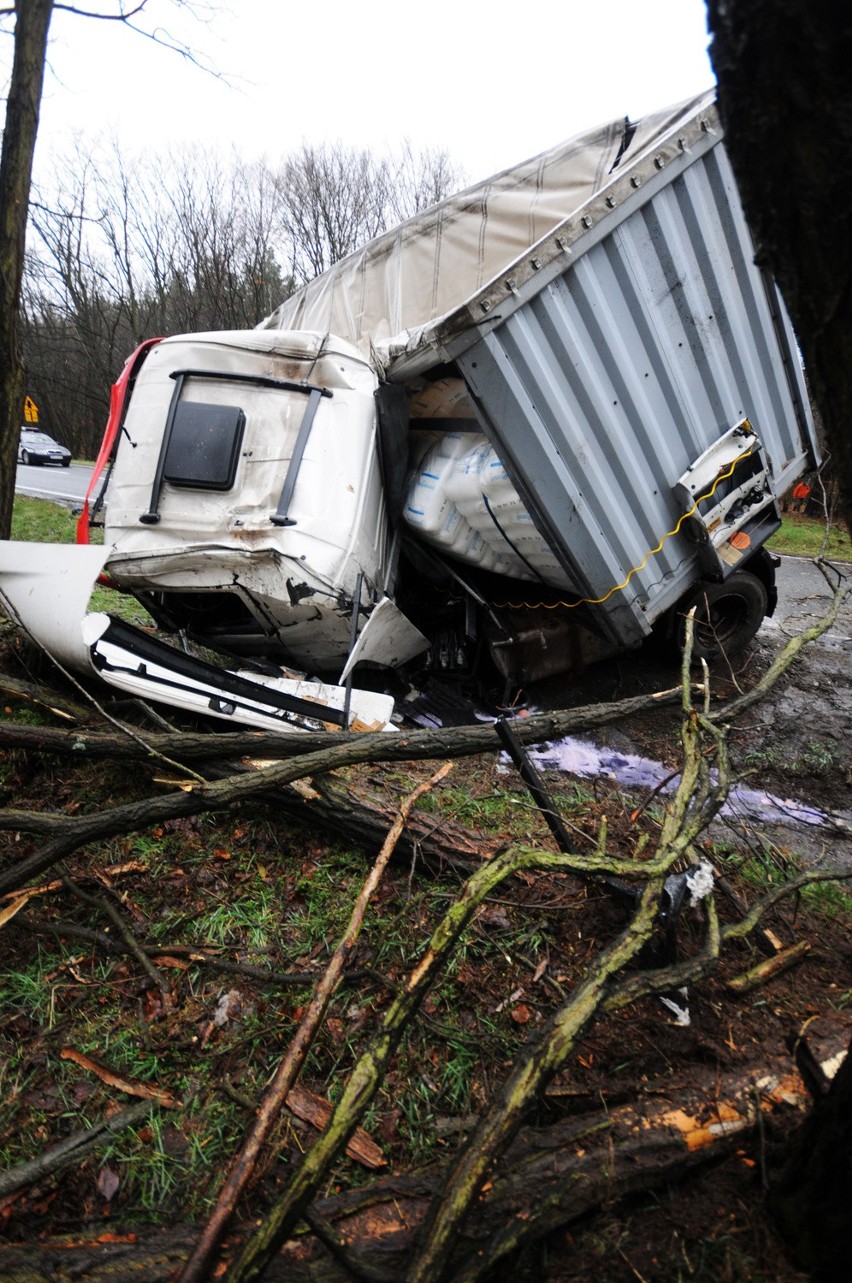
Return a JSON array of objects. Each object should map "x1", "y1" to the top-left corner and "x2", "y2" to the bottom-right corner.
[
  {"x1": 425, "y1": 625, "x2": 471, "y2": 674},
  {"x1": 485, "y1": 607, "x2": 617, "y2": 685}
]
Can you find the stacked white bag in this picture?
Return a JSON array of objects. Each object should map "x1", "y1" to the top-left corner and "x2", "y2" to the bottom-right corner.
[{"x1": 403, "y1": 430, "x2": 569, "y2": 587}]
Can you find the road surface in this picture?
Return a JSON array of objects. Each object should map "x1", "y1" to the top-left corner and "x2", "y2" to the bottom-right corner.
[{"x1": 15, "y1": 460, "x2": 94, "y2": 506}]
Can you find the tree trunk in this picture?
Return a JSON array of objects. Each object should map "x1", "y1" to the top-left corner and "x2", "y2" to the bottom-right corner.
[
  {"x1": 768, "y1": 1036, "x2": 852, "y2": 1281},
  {"x1": 0, "y1": 0, "x2": 53, "y2": 538},
  {"x1": 707, "y1": 0, "x2": 852, "y2": 526},
  {"x1": 706, "y1": 3, "x2": 852, "y2": 1267}
]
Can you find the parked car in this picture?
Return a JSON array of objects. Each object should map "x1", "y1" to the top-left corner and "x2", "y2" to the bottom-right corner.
[{"x1": 18, "y1": 428, "x2": 72, "y2": 467}]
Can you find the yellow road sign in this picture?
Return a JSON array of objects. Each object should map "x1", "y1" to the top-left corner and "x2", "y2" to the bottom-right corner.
[{"x1": 23, "y1": 397, "x2": 39, "y2": 424}]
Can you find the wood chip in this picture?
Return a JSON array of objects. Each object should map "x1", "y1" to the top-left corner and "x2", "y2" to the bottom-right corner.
[{"x1": 285, "y1": 1083, "x2": 386, "y2": 1169}]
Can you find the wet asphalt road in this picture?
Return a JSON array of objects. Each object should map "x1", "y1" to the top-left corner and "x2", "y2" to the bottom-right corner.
[
  {"x1": 766, "y1": 554, "x2": 851, "y2": 649},
  {"x1": 15, "y1": 460, "x2": 94, "y2": 506}
]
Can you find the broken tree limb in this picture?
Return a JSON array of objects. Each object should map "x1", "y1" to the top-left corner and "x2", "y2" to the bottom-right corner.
[
  {"x1": 203, "y1": 760, "x2": 498, "y2": 876},
  {"x1": 407, "y1": 877, "x2": 665, "y2": 1283},
  {"x1": 0, "y1": 672, "x2": 96, "y2": 723},
  {"x1": 603, "y1": 869, "x2": 852, "y2": 1021},
  {"x1": 0, "y1": 765, "x2": 491, "y2": 899},
  {"x1": 284, "y1": 1084, "x2": 386, "y2": 1170},
  {"x1": 2, "y1": 586, "x2": 844, "y2": 901},
  {"x1": 177, "y1": 762, "x2": 453, "y2": 1283},
  {"x1": 725, "y1": 940, "x2": 812, "y2": 994},
  {"x1": 63, "y1": 876, "x2": 172, "y2": 997},
  {"x1": 0, "y1": 685, "x2": 684, "y2": 762},
  {"x1": 0, "y1": 689, "x2": 685, "y2": 897},
  {"x1": 228, "y1": 616, "x2": 849, "y2": 1283},
  {"x1": 0, "y1": 1098, "x2": 155, "y2": 1200},
  {"x1": 221, "y1": 840, "x2": 596, "y2": 1283}
]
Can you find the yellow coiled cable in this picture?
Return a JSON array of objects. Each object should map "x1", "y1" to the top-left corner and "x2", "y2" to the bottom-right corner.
[{"x1": 491, "y1": 443, "x2": 756, "y2": 611}]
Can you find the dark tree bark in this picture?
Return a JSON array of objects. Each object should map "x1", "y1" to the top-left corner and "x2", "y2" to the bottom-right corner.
[
  {"x1": 768, "y1": 1036, "x2": 852, "y2": 1280},
  {"x1": 707, "y1": 2, "x2": 852, "y2": 1268},
  {"x1": 707, "y1": 0, "x2": 852, "y2": 526},
  {"x1": 0, "y1": 0, "x2": 53, "y2": 539},
  {"x1": 0, "y1": 1043, "x2": 840, "y2": 1283}
]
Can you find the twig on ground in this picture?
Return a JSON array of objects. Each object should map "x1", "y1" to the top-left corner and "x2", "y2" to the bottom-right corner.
[
  {"x1": 725, "y1": 940, "x2": 812, "y2": 994},
  {"x1": 178, "y1": 761, "x2": 454, "y2": 1283},
  {"x1": 63, "y1": 877, "x2": 171, "y2": 997},
  {"x1": 0, "y1": 1099, "x2": 155, "y2": 1199}
]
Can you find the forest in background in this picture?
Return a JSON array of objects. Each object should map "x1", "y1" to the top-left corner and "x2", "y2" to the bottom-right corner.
[{"x1": 21, "y1": 138, "x2": 461, "y2": 457}]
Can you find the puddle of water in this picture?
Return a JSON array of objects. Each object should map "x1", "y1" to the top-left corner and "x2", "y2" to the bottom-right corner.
[{"x1": 519, "y1": 736, "x2": 841, "y2": 831}]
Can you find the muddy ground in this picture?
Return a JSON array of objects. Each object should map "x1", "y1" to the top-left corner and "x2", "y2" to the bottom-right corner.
[{"x1": 528, "y1": 554, "x2": 851, "y2": 868}]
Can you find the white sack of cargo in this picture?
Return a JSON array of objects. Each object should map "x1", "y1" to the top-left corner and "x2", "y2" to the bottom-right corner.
[{"x1": 403, "y1": 430, "x2": 572, "y2": 586}]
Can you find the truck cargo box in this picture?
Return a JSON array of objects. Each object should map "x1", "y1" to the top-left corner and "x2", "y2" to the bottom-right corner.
[{"x1": 263, "y1": 89, "x2": 818, "y2": 652}]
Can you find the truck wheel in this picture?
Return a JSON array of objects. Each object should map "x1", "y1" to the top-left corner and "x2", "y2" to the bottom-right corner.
[{"x1": 679, "y1": 571, "x2": 768, "y2": 662}]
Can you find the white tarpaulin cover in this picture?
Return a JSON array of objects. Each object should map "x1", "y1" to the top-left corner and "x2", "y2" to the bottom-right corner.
[{"x1": 261, "y1": 91, "x2": 715, "y2": 374}]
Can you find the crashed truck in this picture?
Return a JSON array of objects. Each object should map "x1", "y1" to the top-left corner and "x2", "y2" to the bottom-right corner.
[{"x1": 2, "y1": 90, "x2": 819, "y2": 733}]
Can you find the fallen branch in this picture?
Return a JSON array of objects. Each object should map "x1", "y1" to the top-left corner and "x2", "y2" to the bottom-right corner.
[
  {"x1": 63, "y1": 877, "x2": 172, "y2": 997},
  {"x1": 0, "y1": 685, "x2": 684, "y2": 762},
  {"x1": 725, "y1": 940, "x2": 812, "y2": 994},
  {"x1": 225, "y1": 609, "x2": 852, "y2": 1283},
  {"x1": 0, "y1": 1098, "x2": 155, "y2": 1200},
  {"x1": 59, "y1": 1048, "x2": 182, "y2": 1109},
  {"x1": 0, "y1": 673, "x2": 95, "y2": 723},
  {"x1": 0, "y1": 693, "x2": 685, "y2": 898},
  {"x1": 178, "y1": 761, "x2": 453, "y2": 1283},
  {"x1": 1, "y1": 1039, "x2": 844, "y2": 1281}
]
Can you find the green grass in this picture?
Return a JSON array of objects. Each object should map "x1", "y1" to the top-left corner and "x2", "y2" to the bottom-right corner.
[
  {"x1": 767, "y1": 513, "x2": 851, "y2": 559},
  {"x1": 713, "y1": 839, "x2": 852, "y2": 919},
  {"x1": 10, "y1": 494, "x2": 152, "y2": 625},
  {"x1": 417, "y1": 779, "x2": 596, "y2": 843},
  {"x1": 11, "y1": 494, "x2": 93, "y2": 544}
]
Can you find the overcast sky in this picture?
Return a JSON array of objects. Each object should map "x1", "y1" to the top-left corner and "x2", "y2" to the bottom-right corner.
[{"x1": 2, "y1": 0, "x2": 715, "y2": 185}]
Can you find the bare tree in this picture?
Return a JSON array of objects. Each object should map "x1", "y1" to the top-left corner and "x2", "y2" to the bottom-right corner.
[
  {"x1": 155, "y1": 147, "x2": 289, "y2": 332},
  {"x1": 22, "y1": 141, "x2": 292, "y2": 455},
  {"x1": 0, "y1": 0, "x2": 222, "y2": 535},
  {"x1": 277, "y1": 140, "x2": 463, "y2": 285},
  {"x1": 0, "y1": 0, "x2": 53, "y2": 538},
  {"x1": 21, "y1": 133, "x2": 458, "y2": 458}
]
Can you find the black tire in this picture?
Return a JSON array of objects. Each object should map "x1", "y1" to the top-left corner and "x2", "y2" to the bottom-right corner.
[
  {"x1": 62, "y1": 457, "x2": 71, "y2": 467},
  {"x1": 21, "y1": 450, "x2": 30, "y2": 465},
  {"x1": 678, "y1": 571, "x2": 768, "y2": 662}
]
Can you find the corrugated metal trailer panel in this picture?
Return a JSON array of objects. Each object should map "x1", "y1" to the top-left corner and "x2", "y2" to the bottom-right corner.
[{"x1": 455, "y1": 141, "x2": 815, "y2": 648}]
